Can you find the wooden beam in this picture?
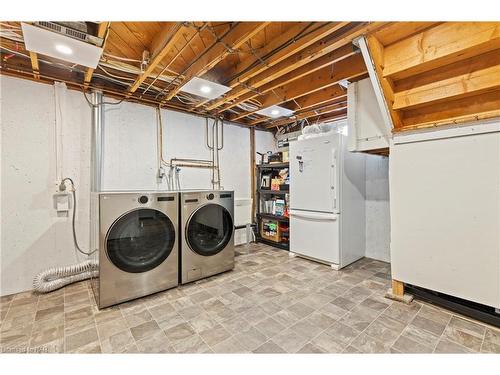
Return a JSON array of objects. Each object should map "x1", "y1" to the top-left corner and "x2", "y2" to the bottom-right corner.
[
  {"x1": 365, "y1": 35, "x2": 403, "y2": 128},
  {"x1": 392, "y1": 280, "x2": 404, "y2": 297},
  {"x1": 163, "y1": 22, "x2": 269, "y2": 102},
  {"x1": 220, "y1": 44, "x2": 357, "y2": 118},
  {"x1": 203, "y1": 22, "x2": 351, "y2": 110},
  {"x1": 393, "y1": 64, "x2": 500, "y2": 110},
  {"x1": 383, "y1": 22, "x2": 500, "y2": 80},
  {"x1": 84, "y1": 22, "x2": 110, "y2": 88},
  {"x1": 400, "y1": 89, "x2": 500, "y2": 130},
  {"x1": 228, "y1": 22, "x2": 344, "y2": 87},
  {"x1": 371, "y1": 22, "x2": 441, "y2": 46},
  {"x1": 223, "y1": 23, "x2": 312, "y2": 87},
  {"x1": 128, "y1": 23, "x2": 186, "y2": 95},
  {"x1": 248, "y1": 91, "x2": 348, "y2": 126},
  {"x1": 28, "y1": 51, "x2": 40, "y2": 80},
  {"x1": 264, "y1": 102, "x2": 347, "y2": 128},
  {"x1": 231, "y1": 53, "x2": 366, "y2": 122},
  {"x1": 205, "y1": 22, "x2": 388, "y2": 112}
]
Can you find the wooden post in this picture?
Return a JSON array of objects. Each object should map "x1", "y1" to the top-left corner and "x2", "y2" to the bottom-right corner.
[
  {"x1": 392, "y1": 280, "x2": 404, "y2": 297},
  {"x1": 250, "y1": 127, "x2": 256, "y2": 222}
]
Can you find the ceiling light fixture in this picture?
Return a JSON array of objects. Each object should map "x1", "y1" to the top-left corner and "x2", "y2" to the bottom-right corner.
[
  {"x1": 55, "y1": 44, "x2": 73, "y2": 55},
  {"x1": 256, "y1": 105, "x2": 294, "y2": 119},
  {"x1": 200, "y1": 85, "x2": 212, "y2": 94},
  {"x1": 179, "y1": 77, "x2": 231, "y2": 100},
  {"x1": 21, "y1": 23, "x2": 103, "y2": 68}
]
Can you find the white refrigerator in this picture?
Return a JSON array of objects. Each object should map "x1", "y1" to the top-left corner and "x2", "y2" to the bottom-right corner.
[{"x1": 289, "y1": 129, "x2": 366, "y2": 269}]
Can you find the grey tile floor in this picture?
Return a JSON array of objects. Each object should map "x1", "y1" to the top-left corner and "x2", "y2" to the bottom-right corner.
[{"x1": 1, "y1": 243, "x2": 499, "y2": 353}]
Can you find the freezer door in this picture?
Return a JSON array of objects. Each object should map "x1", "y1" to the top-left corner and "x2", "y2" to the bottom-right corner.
[
  {"x1": 290, "y1": 135, "x2": 340, "y2": 213},
  {"x1": 290, "y1": 210, "x2": 340, "y2": 265}
]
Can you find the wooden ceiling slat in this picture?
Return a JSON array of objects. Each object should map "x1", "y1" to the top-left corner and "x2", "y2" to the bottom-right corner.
[
  {"x1": 84, "y1": 22, "x2": 110, "y2": 88},
  {"x1": 204, "y1": 22, "x2": 349, "y2": 111},
  {"x1": 220, "y1": 22, "x2": 309, "y2": 87},
  {"x1": 264, "y1": 101, "x2": 347, "y2": 128},
  {"x1": 128, "y1": 23, "x2": 187, "y2": 94},
  {"x1": 225, "y1": 44, "x2": 357, "y2": 119},
  {"x1": 28, "y1": 51, "x2": 40, "y2": 80},
  {"x1": 372, "y1": 22, "x2": 442, "y2": 46},
  {"x1": 393, "y1": 64, "x2": 500, "y2": 110},
  {"x1": 248, "y1": 91, "x2": 348, "y2": 126},
  {"x1": 383, "y1": 22, "x2": 500, "y2": 80},
  {"x1": 229, "y1": 53, "x2": 366, "y2": 121},
  {"x1": 205, "y1": 22, "x2": 387, "y2": 112},
  {"x1": 162, "y1": 22, "x2": 270, "y2": 102},
  {"x1": 365, "y1": 35, "x2": 404, "y2": 128}
]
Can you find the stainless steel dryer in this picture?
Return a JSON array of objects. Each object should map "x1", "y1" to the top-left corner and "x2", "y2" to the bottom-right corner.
[
  {"x1": 92, "y1": 191, "x2": 179, "y2": 308},
  {"x1": 180, "y1": 190, "x2": 235, "y2": 284}
]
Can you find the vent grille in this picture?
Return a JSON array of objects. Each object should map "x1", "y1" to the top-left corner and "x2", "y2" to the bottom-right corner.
[{"x1": 33, "y1": 22, "x2": 103, "y2": 47}]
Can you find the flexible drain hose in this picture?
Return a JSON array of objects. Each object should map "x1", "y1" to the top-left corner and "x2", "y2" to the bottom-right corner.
[
  {"x1": 33, "y1": 178, "x2": 99, "y2": 293},
  {"x1": 33, "y1": 260, "x2": 98, "y2": 293}
]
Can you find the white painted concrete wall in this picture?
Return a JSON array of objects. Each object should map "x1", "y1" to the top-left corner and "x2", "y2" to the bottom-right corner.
[
  {"x1": 365, "y1": 155, "x2": 390, "y2": 262},
  {"x1": 1, "y1": 76, "x2": 92, "y2": 297},
  {"x1": 0, "y1": 76, "x2": 275, "y2": 296}
]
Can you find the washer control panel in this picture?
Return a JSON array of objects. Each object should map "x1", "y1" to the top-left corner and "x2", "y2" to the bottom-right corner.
[
  {"x1": 138, "y1": 195, "x2": 149, "y2": 204},
  {"x1": 206, "y1": 193, "x2": 215, "y2": 200}
]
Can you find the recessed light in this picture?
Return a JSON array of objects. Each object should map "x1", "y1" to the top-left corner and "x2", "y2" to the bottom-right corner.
[
  {"x1": 200, "y1": 85, "x2": 212, "y2": 94},
  {"x1": 179, "y1": 77, "x2": 231, "y2": 100},
  {"x1": 256, "y1": 105, "x2": 294, "y2": 118},
  {"x1": 55, "y1": 44, "x2": 73, "y2": 55}
]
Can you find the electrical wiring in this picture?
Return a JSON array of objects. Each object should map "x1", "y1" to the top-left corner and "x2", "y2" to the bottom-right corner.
[
  {"x1": 102, "y1": 52, "x2": 142, "y2": 63},
  {"x1": 97, "y1": 64, "x2": 136, "y2": 82},
  {"x1": 154, "y1": 22, "x2": 239, "y2": 100},
  {"x1": 81, "y1": 87, "x2": 125, "y2": 107}
]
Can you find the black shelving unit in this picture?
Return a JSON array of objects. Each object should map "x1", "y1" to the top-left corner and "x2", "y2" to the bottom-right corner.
[{"x1": 255, "y1": 162, "x2": 290, "y2": 250}]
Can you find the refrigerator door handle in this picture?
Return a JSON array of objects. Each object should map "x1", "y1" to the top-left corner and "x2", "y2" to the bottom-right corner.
[
  {"x1": 331, "y1": 148, "x2": 338, "y2": 211},
  {"x1": 289, "y1": 210, "x2": 338, "y2": 221}
]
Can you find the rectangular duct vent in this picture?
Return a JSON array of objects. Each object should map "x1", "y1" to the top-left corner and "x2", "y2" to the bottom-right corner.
[{"x1": 34, "y1": 21, "x2": 103, "y2": 47}]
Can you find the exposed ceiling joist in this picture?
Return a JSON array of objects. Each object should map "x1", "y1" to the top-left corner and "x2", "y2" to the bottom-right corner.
[
  {"x1": 127, "y1": 22, "x2": 186, "y2": 95},
  {"x1": 264, "y1": 101, "x2": 347, "y2": 128},
  {"x1": 28, "y1": 51, "x2": 40, "y2": 80},
  {"x1": 163, "y1": 22, "x2": 269, "y2": 102},
  {"x1": 365, "y1": 35, "x2": 403, "y2": 128},
  {"x1": 248, "y1": 92, "x2": 348, "y2": 126},
  {"x1": 383, "y1": 22, "x2": 500, "y2": 80},
  {"x1": 223, "y1": 23, "x2": 312, "y2": 88},
  {"x1": 394, "y1": 64, "x2": 500, "y2": 110},
  {"x1": 202, "y1": 22, "x2": 351, "y2": 110},
  {"x1": 205, "y1": 22, "x2": 387, "y2": 112},
  {"x1": 227, "y1": 44, "x2": 357, "y2": 120},
  {"x1": 84, "y1": 22, "x2": 110, "y2": 88},
  {"x1": 231, "y1": 53, "x2": 366, "y2": 121},
  {"x1": 228, "y1": 22, "x2": 339, "y2": 87}
]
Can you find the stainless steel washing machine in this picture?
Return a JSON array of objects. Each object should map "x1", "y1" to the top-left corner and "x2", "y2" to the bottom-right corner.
[
  {"x1": 92, "y1": 191, "x2": 179, "y2": 308},
  {"x1": 180, "y1": 190, "x2": 235, "y2": 284}
]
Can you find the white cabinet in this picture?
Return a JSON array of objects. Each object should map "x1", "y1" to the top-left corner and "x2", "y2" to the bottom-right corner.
[
  {"x1": 390, "y1": 123, "x2": 500, "y2": 309},
  {"x1": 347, "y1": 78, "x2": 390, "y2": 152}
]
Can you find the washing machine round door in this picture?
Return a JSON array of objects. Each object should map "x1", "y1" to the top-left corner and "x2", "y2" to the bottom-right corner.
[
  {"x1": 106, "y1": 208, "x2": 175, "y2": 273},
  {"x1": 186, "y1": 204, "x2": 233, "y2": 256}
]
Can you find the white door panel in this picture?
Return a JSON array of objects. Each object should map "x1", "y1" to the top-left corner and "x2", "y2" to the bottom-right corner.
[
  {"x1": 290, "y1": 135, "x2": 340, "y2": 213},
  {"x1": 290, "y1": 210, "x2": 340, "y2": 264}
]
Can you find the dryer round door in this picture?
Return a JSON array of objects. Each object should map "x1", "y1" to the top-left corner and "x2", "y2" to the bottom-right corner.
[
  {"x1": 106, "y1": 208, "x2": 176, "y2": 273},
  {"x1": 186, "y1": 204, "x2": 233, "y2": 256}
]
